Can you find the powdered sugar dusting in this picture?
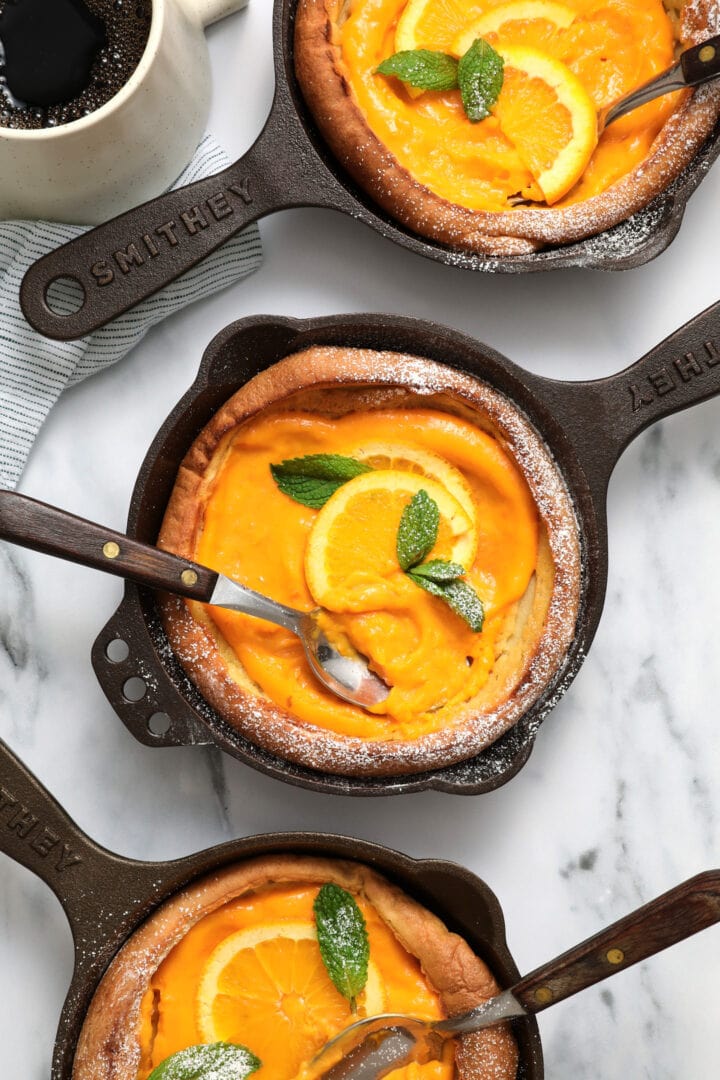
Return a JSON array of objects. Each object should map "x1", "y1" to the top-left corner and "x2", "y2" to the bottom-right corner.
[
  {"x1": 72, "y1": 857, "x2": 520, "y2": 1080},
  {"x1": 298, "y1": 0, "x2": 720, "y2": 266},
  {"x1": 157, "y1": 346, "x2": 585, "y2": 783},
  {"x1": 146, "y1": 1043, "x2": 259, "y2": 1080}
]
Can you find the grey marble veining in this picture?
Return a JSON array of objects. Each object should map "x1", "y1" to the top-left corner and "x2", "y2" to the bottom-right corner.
[{"x1": 1, "y1": 4, "x2": 720, "y2": 1079}]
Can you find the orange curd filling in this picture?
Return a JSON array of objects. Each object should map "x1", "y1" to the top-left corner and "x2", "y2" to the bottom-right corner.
[
  {"x1": 136, "y1": 883, "x2": 452, "y2": 1080},
  {"x1": 192, "y1": 406, "x2": 540, "y2": 739},
  {"x1": 338, "y1": 0, "x2": 679, "y2": 209}
]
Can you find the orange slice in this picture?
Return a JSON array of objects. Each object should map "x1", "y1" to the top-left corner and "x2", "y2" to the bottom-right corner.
[
  {"x1": 350, "y1": 443, "x2": 477, "y2": 527},
  {"x1": 395, "y1": 0, "x2": 482, "y2": 54},
  {"x1": 196, "y1": 922, "x2": 385, "y2": 1080},
  {"x1": 451, "y1": 1, "x2": 577, "y2": 57},
  {"x1": 492, "y1": 44, "x2": 598, "y2": 203},
  {"x1": 305, "y1": 471, "x2": 477, "y2": 611}
]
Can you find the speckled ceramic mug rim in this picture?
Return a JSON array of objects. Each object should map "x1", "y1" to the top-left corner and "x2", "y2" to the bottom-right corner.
[{"x1": 0, "y1": 0, "x2": 165, "y2": 141}]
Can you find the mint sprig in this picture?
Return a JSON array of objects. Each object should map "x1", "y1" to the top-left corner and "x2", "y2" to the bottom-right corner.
[
  {"x1": 377, "y1": 50, "x2": 459, "y2": 91},
  {"x1": 314, "y1": 883, "x2": 369, "y2": 1014},
  {"x1": 458, "y1": 38, "x2": 505, "y2": 122},
  {"x1": 396, "y1": 488, "x2": 439, "y2": 570},
  {"x1": 397, "y1": 490, "x2": 484, "y2": 632},
  {"x1": 147, "y1": 1043, "x2": 261, "y2": 1080},
  {"x1": 409, "y1": 559, "x2": 466, "y2": 583},
  {"x1": 408, "y1": 573, "x2": 485, "y2": 632},
  {"x1": 377, "y1": 37, "x2": 503, "y2": 122},
  {"x1": 270, "y1": 454, "x2": 372, "y2": 509}
]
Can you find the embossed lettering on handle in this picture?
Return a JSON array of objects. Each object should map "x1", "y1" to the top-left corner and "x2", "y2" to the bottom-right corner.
[
  {"x1": 17, "y1": 94, "x2": 313, "y2": 342},
  {"x1": 601, "y1": 299, "x2": 720, "y2": 463},
  {"x1": 0, "y1": 739, "x2": 181, "y2": 955},
  {"x1": 625, "y1": 336, "x2": 720, "y2": 414},
  {"x1": 0, "y1": 739, "x2": 108, "y2": 922},
  {"x1": 0, "y1": 783, "x2": 83, "y2": 876},
  {"x1": 525, "y1": 298, "x2": 720, "y2": 496},
  {"x1": 88, "y1": 180, "x2": 254, "y2": 288},
  {"x1": 18, "y1": 98, "x2": 350, "y2": 341},
  {"x1": 19, "y1": 162, "x2": 267, "y2": 341}
]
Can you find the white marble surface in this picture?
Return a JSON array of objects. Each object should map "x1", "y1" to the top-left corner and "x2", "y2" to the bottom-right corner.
[{"x1": 2, "y1": 4, "x2": 720, "y2": 1078}]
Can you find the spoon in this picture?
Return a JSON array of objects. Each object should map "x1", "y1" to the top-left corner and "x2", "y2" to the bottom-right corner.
[
  {"x1": 601, "y1": 33, "x2": 720, "y2": 131},
  {"x1": 0, "y1": 491, "x2": 389, "y2": 709},
  {"x1": 312, "y1": 870, "x2": 720, "y2": 1080}
]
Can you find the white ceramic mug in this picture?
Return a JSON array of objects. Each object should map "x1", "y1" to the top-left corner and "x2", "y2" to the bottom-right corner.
[{"x1": 0, "y1": 0, "x2": 248, "y2": 224}]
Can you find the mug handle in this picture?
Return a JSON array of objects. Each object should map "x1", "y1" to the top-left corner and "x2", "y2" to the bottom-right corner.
[{"x1": 182, "y1": 0, "x2": 250, "y2": 28}]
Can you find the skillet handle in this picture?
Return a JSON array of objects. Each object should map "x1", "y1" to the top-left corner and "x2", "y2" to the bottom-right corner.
[
  {"x1": 0, "y1": 738, "x2": 121, "y2": 922},
  {"x1": 19, "y1": 104, "x2": 337, "y2": 341},
  {"x1": 0, "y1": 491, "x2": 218, "y2": 601},
  {"x1": 0, "y1": 737, "x2": 189, "y2": 976},
  {"x1": 19, "y1": 151, "x2": 267, "y2": 341},
  {"x1": 512, "y1": 871, "x2": 720, "y2": 1014},
  {"x1": 533, "y1": 298, "x2": 720, "y2": 491},
  {"x1": 604, "y1": 297, "x2": 720, "y2": 452}
]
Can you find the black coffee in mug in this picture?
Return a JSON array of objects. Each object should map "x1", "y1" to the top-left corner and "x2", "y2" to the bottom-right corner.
[{"x1": 0, "y1": 0, "x2": 152, "y2": 129}]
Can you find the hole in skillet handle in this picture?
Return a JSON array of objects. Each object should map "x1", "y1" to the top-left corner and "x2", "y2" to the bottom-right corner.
[
  {"x1": 147, "y1": 712, "x2": 172, "y2": 738},
  {"x1": 45, "y1": 276, "x2": 86, "y2": 316},
  {"x1": 105, "y1": 637, "x2": 130, "y2": 663},
  {"x1": 92, "y1": 603, "x2": 215, "y2": 749},
  {"x1": 123, "y1": 676, "x2": 147, "y2": 702}
]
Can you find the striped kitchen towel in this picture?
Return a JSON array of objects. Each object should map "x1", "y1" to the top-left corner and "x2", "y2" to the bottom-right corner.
[{"x1": 0, "y1": 134, "x2": 263, "y2": 489}]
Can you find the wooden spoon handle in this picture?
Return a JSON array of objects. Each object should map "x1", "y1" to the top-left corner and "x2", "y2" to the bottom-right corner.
[
  {"x1": 681, "y1": 34, "x2": 720, "y2": 85},
  {"x1": 513, "y1": 871, "x2": 720, "y2": 1013},
  {"x1": 0, "y1": 490, "x2": 216, "y2": 601}
]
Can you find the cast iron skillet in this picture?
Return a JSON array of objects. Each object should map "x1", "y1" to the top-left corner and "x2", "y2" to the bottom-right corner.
[
  {"x1": 0, "y1": 737, "x2": 542, "y2": 1080},
  {"x1": 90, "y1": 304, "x2": 720, "y2": 796},
  {"x1": 18, "y1": 0, "x2": 720, "y2": 342}
]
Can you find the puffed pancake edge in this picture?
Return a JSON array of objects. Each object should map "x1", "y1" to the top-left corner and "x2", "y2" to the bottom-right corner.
[
  {"x1": 72, "y1": 854, "x2": 519, "y2": 1080},
  {"x1": 293, "y1": 0, "x2": 720, "y2": 254},
  {"x1": 154, "y1": 346, "x2": 581, "y2": 778}
]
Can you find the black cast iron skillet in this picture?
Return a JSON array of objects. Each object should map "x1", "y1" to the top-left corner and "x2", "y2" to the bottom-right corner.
[
  {"x1": 88, "y1": 304, "x2": 720, "y2": 796},
  {"x1": 18, "y1": 0, "x2": 720, "y2": 342},
  {"x1": 0, "y1": 738, "x2": 541, "y2": 1080}
]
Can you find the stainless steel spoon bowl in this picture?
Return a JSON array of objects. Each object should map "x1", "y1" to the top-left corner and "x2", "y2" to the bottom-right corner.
[
  {"x1": 0, "y1": 491, "x2": 389, "y2": 710},
  {"x1": 313, "y1": 870, "x2": 720, "y2": 1080}
]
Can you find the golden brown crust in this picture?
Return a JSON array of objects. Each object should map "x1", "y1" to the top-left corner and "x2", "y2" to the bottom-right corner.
[
  {"x1": 293, "y1": 0, "x2": 720, "y2": 254},
  {"x1": 156, "y1": 345, "x2": 581, "y2": 778},
  {"x1": 72, "y1": 855, "x2": 519, "y2": 1080}
]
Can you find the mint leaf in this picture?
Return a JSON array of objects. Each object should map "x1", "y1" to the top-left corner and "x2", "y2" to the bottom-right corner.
[
  {"x1": 409, "y1": 572, "x2": 485, "y2": 632},
  {"x1": 148, "y1": 1043, "x2": 261, "y2": 1080},
  {"x1": 377, "y1": 50, "x2": 459, "y2": 91},
  {"x1": 441, "y1": 578, "x2": 485, "y2": 632},
  {"x1": 270, "y1": 454, "x2": 372, "y2": 509},
  {"x1": 314, "y1": 883, "x2": 369, "y2": 1014},
  {"x1": 397, "y1": 489, "x2": 439, "y2": 571},
  {"x1": 410, "y1": 559, "x2": 466, "y2": 583},
  {"x1": 458, "y1": 38, "x2": 504, "y2": 122}
]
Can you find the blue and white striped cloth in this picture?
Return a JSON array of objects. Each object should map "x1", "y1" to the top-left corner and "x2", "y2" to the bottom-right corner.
[{"x1": 0, "y1": 134, "x2": 263, "y2": 489}]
